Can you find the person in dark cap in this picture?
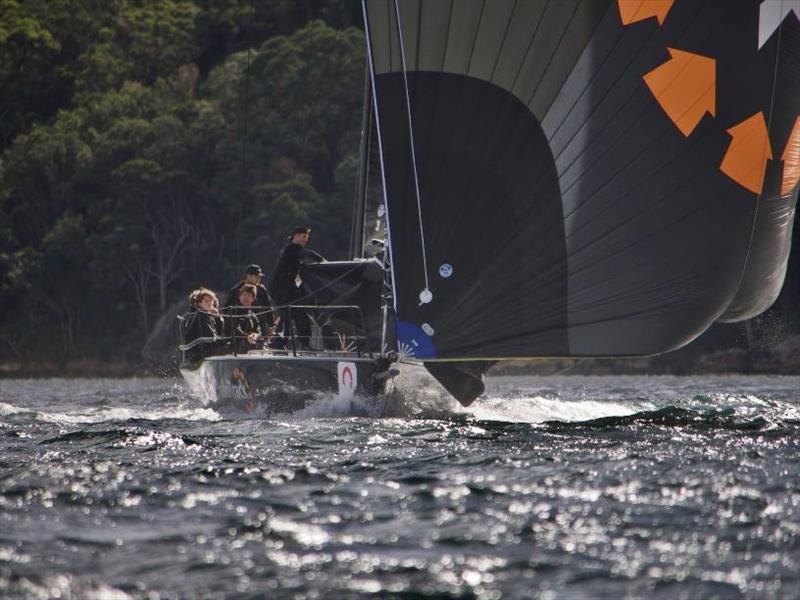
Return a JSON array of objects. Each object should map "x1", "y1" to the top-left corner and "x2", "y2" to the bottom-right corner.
[
  {"x1": 269, "y1": 226, "x2": 326, "y2": 349},
  {"x1": 224, "y1": 264, "x2": 275, "y2": 336}
]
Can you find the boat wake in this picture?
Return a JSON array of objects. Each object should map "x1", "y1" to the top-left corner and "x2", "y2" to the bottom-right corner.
[
  {"x1": 196, "y1": 362, "x2": 466, "y2": 420},
  {"x1": 0, "y1": 395, "x2": 220, "y2": 426},
  {"x1": 181, "y1": 370, "x2": 800, "y2": 429},
  {"x1": 464, "y1": 380, "x2": 800, "y2": 430},
  {"x1": 469, "y1": 395, "x2": 646, "y2": 424}
]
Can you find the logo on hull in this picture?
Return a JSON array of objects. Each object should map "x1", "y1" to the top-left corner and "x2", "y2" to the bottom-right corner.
[{"x1": 337, "y1": 362, "x2": 357, "y2": 397}]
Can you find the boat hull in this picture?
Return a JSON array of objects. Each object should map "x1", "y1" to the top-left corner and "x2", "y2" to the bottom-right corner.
[{"x1": 180, "y1": 353, "x2": 389, "y2": 414}]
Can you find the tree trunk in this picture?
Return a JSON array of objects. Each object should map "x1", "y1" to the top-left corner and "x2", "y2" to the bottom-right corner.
[
  {"x1": 125, "y1": 263, "x2": 151, "y2": 341},
  {"x1": 146, "y1": 200, "x2": 192, "y2": 312},
  {"x1": 158, "y1": 251, "x2": 168, "y2": 312}
]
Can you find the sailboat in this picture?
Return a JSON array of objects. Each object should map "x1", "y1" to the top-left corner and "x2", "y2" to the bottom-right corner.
[{"x1": 180, "y1": 0, "x2": 800, "y2": 412}]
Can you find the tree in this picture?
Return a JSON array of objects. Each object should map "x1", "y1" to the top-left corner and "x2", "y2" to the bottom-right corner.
[
  {"x1": 88, "y1": 209, "x2": 155, "y2": 341},
  {"x1": 117, "y1": 0, "x2": 200, "y2": 86},
  {"x1": 112, "y1": 159, "x2": 195, "y2": 312},
  {"x1": 204, "y1": 20, "x2": 365, "y2": 262},
  {"x1": 36, "y1": 212, "x2": 90, "y2": 353},
  {"x1": 193, "y1": 0, "x2": 362, "y2": 76},
  {"x1": 0, "y1": 0, "x2": 114, "y2": 151},
  {"x1": 1, "y1": 112, "x2": 93, "y2": 246},
  {"x1": 85, "y1": 78, "x2": 221, "y2": 333}
]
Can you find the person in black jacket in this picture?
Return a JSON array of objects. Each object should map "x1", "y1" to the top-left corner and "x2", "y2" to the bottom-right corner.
[
  {"x1": 269, "y1": 226, "x2": 325, "y2": 349},
  {"x1": 223, "y1": 264, "x2": 276, "y2": 334},
  {"x1": 225, "y1": 284, "x2": 263, "y2": 354},
  {"x1": 182, "y1": 288, "x2": 226, "y2": 362}
]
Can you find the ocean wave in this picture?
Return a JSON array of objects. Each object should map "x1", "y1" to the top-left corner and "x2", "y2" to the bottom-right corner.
[
  {"x1": 544, "y1": 405, "x2": 794, "y2": 431},
  {"x1": 470, "y1": 396, "x2": 647, "y2": 424},
  {"x1": 38, "y1": 427, "x2": 201, "y2": 449},
  {"x1": 0, "y1": 573, "x2": 131, "y2": 600},
  {"x1": 29, "y1": 405, "x2": 220, "y2": 426},
  {"x1": 0, "y1": 402, "x2": 27, "y2": 417}
]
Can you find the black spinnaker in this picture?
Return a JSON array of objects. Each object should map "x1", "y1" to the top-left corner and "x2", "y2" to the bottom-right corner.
[{"x1": 359, "y1": 0, "x2": 799, "y2": 380}]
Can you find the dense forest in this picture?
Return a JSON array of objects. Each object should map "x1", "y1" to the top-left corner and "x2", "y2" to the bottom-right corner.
[
  {"x1": 0, "y1": 0, "x2": 369, "y2": 368},
  {"x1": 1, "y1": 0, "x2": 798, "y2": 374}
]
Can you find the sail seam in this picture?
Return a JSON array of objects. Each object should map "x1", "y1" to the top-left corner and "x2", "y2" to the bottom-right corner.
[
  {"x1": 466, "y1": 0, "x2": 488, "y2": 75},
  {"x1": 489, "y1": 0, "x2": 519, "y2": 83},
  {"x1": 415, "y1": 0, "x2": 422, "y2": 71},
  {"x1": 553, "y1": 2, "x2": 707, "y2": 212},
  {"x1": 524, "y1": 0, "x2": 583, "y2": 108},
  {"x1": 441, "y1": 0, "x2": 455, "y2": 72},
  {"x1": 510, "y1": 0, "x2": 549, "y2": 95}
]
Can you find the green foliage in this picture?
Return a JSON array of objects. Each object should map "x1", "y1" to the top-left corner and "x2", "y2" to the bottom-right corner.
[
  {"x1": 1, "y1": 246, "x2": 39, "y2": 294},
  {"x1": 193, "y1": 0, "x2": 361, "y2": 73},
  {"x1": 0, "y1": 0, "x2": 60, "y2": 50},
  {"x1": 0, "y1": 0, "x2": 112, "y2": 150},
  {"x1": 1, "y1": 115, "x2": 93, "y2": 246},
  {"x1": 40, "y1": 212, "x2": 88, "y2": 278},
  {"x1": 205, "y1": 19, "x2": 364, "y2": 263},
  {"x1": 32, "y1": 212, "x2": 90, "y2": 353},
  {"x1": 73, "y1": 30, "x2": 133, "y2": 98}
]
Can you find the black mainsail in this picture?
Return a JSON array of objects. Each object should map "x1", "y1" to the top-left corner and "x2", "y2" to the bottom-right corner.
[{"x1": 362, "y1": 0, "x2": 799, "y2": 363}]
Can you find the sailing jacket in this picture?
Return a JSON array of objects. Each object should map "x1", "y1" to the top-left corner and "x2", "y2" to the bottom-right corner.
[
  {"x1": 225, "y1": 307, "x2": 261, "y2": 337},
  {"x1": 223, "y1": 282, "x2": 275, "y2": 328},
  {"x1": 181, "y1": 308, "x2": 226, "y2": 362},
  {"x1": 269, "y1": 242, "x2": 325, "y2": 303},
  {"x1": 225, "y1": 307, "x2": 262, "y2": 354}
]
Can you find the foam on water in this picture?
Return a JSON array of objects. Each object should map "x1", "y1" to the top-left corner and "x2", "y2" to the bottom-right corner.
[
  {"x1": 470, "y1": 395, "x2": 648, "y2": 423},
  {"x1": 31, "y1": 404, "x2": 221, "y2": 425},
  {"x1": 0, "y1": 402, "x2": 25, "y2": 417},
  {"x1": 292, "y1": 392, "x2": 385, "y2": 418},
  {"x1": 382, "y1": 364, "x2": 465, "y2": 417},
  {"x1": 383, "y1": 369, "x2": 657, "y2": 424},
  {"x1": 178, "y1": 366, "x2": 217, "y2": 406},
  {"x1": 4, "y1": 574, "x2": 131, "y2": 600},
  {"x1": 192, "y1": 363, "x2": 467, "y2": 420},
  {"x1": 0, "y1": 390, "x2": 219, "y2": 425}
]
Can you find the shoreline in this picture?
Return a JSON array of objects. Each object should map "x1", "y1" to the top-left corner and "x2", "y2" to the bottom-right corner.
[{"x1": 0, "y1": 360, "x2": 176, "y2": 379}]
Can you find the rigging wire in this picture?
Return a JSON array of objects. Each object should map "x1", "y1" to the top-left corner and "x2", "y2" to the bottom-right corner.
[
  {"x1": 392, "y1": 0, "x2": 432, "y2": 301},
  {"x1": 361, "y1": 0, "x2": 399, "y2": 311}
]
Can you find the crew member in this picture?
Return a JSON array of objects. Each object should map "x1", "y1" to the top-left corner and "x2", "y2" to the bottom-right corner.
[
  {"x1": 182, "y1": 288, "x2": 226, "y2": 361},
  {"x1": 226, "y1": 284, "x2": 266, "y2": 354},
  {"x1": 269, "y1": 226, "x2": 325, "y2": 349},
  {"x1": 224, "y1": 264, "x2": 276, "y2": 335}
]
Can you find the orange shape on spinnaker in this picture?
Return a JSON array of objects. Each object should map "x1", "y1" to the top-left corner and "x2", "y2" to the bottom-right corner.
[
  {"x1": 780, "y1": 116, "x2": 800, "y2": 197},
  {"x1": 720, "y1": 112, "x2": 773, "y2": 195},
  {"x1": 643, "y1": 48, "x2": 716, "y2": 137},
  {"x1": 618, "y1": 0, "x2": 675, "y2": 26}
]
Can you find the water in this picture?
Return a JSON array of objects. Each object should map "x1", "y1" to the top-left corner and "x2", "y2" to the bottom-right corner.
[{"x1": 1, "y1": 374, "x2": 799, "y2": 599}]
